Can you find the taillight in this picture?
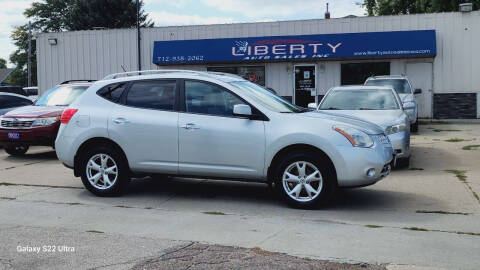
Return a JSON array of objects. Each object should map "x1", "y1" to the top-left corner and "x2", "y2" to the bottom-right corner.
[{"x1": 61, "y1": 108, "x2": 78, "y2": 124}]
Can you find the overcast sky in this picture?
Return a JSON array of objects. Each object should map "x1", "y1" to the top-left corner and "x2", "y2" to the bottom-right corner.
[{"x1": 0, "y1": 0, "x2": 365, "y2": 67}]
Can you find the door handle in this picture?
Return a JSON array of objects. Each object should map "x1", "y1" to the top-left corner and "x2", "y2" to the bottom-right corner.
[
  {"x1": 113, "y1": 118, "x2": 130, "y2": 124},
  {"x1": 181, "y1": 123, "x2": 199, "y2": 130}
]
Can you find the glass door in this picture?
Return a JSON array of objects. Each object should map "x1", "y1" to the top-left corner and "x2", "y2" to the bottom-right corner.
[{"x1": 294, "y1": 65, "x2": 316, "y2": 108}]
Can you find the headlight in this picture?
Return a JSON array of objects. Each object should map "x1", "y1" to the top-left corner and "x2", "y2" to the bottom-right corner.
[
  {"x1": 333, "y1": 125, "x2": 374, "y2": 148},
  {"x1": 32, "y1": 116, "x2": 60, "y2": 126},
  {"x1": 385, "y1": 123, "x2": 407, "y2": 135}
]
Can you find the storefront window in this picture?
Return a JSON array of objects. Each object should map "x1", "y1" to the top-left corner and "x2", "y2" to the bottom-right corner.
[
  {"x1": 207, "y1": 66, "x2": 265, "y2": 86},
  {"x1": 341, "y1": 62, "x2": 390, "y2": 85}
]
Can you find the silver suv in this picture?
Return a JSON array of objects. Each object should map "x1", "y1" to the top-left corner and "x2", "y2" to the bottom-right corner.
[
  {"x1": 365, "y1": 75, "x2": 422, "y2": 132},
  {"x1": 55, "y1": 70, "x2": 393, "y2": 208}
]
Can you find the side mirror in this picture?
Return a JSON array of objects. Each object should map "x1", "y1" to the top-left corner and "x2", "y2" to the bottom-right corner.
[
  {"x1": 308, "y1": 103, "x2": 318, "y2": 110},
  {"x1": 233, "y1": 104, "x2": 252, "y2": 117},
  {"x1": 403, "y1": 103, "x2": 415, "y2": 110},
  {"x1": 414, "y1": 88, "x2": 422, "y2": 94}
]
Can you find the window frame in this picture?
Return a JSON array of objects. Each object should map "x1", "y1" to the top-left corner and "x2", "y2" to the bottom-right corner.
[
  {"x1": 116, "y1": 79, "x2": 181, "y2": 112},
  {"x1": 180, "y1": 79, "x2": 268, "y2": 121}
]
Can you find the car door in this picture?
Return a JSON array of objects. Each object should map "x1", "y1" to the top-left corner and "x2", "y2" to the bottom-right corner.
[
  {"x1": 108, "y1": 79, "x2": 179, "y2": 174},
  {"x1": 178, "y1": 80, "x2": 266, "y2": 179}
]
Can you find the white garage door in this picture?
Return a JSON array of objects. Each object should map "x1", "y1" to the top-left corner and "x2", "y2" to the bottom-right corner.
[{"x1": 406, "y1": 62, "x2": 433, "y2": 118}]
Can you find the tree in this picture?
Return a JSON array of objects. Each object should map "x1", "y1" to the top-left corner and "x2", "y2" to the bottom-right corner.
[
  {"x1": 0, "y1": 58, "x2": 7, "y2": 69},
  {"x1": 9, "y1": 0, "x2": 152, "y2": 86},
  {"x1": 361, "y1": 0, "x2": 480, "y2": 16},
  {"x1": 7, "y1": 25, "x2": 37, "y2": 87}
]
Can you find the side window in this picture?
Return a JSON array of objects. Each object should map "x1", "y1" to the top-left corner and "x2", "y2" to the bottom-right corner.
[
  {"x1": 97, "y1": 83, "x2": 127, "y2": 103},
  {"x1": 126, "y1": 80, "x2": 176, "y2": 111},
  {"x1": 185, "y1": 81, "x2": 245, "y2": 117}
]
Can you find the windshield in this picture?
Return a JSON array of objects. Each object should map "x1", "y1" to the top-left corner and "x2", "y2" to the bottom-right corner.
[
  {"x1": 365, "y1": 79, "x2": 412, "y2": 94},
  {"x1": 35, "y1": 85, "x2": 88, "y2": 106},
  {"x1": 319, "y1": 89, "x2": 400, "y2": 110},
  {"x1": 230, "y1": 81, "x2": 304, "y2": 113}
]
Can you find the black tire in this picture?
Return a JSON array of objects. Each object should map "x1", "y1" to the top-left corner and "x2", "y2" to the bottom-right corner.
[
  {"x1": 79, "y1": 145, "x2": 130, "y2": 196},
  {"x1": 411, "y1": 120, "x2": 419, "y2": 133},
  {"x1": 5, "y1": 145, "x2": 29, "y2": 156},
  {"x1": 395, "y1": 157, "x2": 410, "y2": 169},
  {"x1": 274, "y1": 151, "x2": 336, "y2": 209}
]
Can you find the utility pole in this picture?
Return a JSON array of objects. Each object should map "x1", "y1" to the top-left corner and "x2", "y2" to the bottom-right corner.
[
  {"x1": 136, "y1": 0, "x2": 141, "y2": 71},
  {"x1": 27, "y1": 21, "x2": 32, "y2": 87}
]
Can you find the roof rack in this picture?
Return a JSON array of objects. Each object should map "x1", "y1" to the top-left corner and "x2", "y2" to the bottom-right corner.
[
  {"x1": 102, "y1": 69, "x2": 245, "y2": 81},
  {"x1": 102, "y1": 70, "x2": 204, "y2": 80},
  {"x1": 60, "y1": 80, "x2": 97, "y2": 84}
]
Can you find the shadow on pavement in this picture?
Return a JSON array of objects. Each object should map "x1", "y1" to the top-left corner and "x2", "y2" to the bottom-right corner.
[{"x1": 2, "y1": 149, "x2": 57, "y2": 162}]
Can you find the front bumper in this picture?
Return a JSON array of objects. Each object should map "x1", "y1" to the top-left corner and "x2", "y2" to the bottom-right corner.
[
  {"x1": 388, "y1": 131, "x2": 411, "y2": 159},
  {"x1": 335, "y1": 138, "x2": 393, "y2": 187},
  {"x1": 0, "y1": 124, "x2": 59, "y2": 147}
]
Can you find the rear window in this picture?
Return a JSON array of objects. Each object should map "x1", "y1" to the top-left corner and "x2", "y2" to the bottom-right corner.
[
  {"x1": 35, "y1": 85, "x2": 88, "y2": 106},
  {"x1": 97, "y1": 83, "x2": 127, "y2": 103}
]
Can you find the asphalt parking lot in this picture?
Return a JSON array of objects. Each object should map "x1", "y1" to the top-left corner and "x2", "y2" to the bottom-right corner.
[{"x1": 1, "y1": 122, "x2": 479, "y2": 270}]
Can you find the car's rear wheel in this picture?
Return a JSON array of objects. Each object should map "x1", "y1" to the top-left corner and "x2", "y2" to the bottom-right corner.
[
  {"x1": 274, "y1": 152, "x2": 336, "y2": 209},
  {"x1": 4, "y1": 145, "x2": 29, "y2": 156},
  {"x1": 79, "y1": 145, "x2": 130, "y2": 196}
]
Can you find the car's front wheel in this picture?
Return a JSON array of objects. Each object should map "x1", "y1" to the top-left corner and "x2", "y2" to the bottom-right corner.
[
  {"x1": 4, "y1": 145, "x2": 29, "y2": 156},
  {"x1": 79, "y1": 145, "x2": 130, "y2": 196},
  {"x1": 411, "y1": 118, "x2": 419, "y2": 133},
  {"x1": 274, "y1": 152, "x2": 336, "y2": 209}
]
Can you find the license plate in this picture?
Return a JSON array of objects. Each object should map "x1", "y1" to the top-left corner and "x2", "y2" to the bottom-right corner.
[{"x1": 7, "y1": 132, "x2": 20, "y2": 140}]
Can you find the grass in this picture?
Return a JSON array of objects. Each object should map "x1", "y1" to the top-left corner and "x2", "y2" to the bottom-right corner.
[
  {"x1": 456, "y1": 231, "x2": 480, "y2": 236},
  {"x1": 0, "y1": 182, "x2": 17, "y2": 186},
  {"x1": 202, "y1": 211, "x2": 226, "y2": 215},
  {"x1": 365, "y1": 224, "x2": 383, "y2": 228},
  {"x1": 445, "y1": 138, "x2": 467, "y2": 142},
  {"x1": 419, "y1": 120, "x2": 451, "y2": 125},
  {"x1": 444, "y1": 170, "x2": 467, "y2": 182},
  {"x1": 403, "y1": 226, "x2": 429, "y2": 232},
  {"x1": 416, "y1": 210, "x2": 470, "y2": 215},
  {"x1": 433, "y1": 129, "x2": 461, "y2": 132},
  {"x1": 114, "y1": 205, "x2": 133, "y2": 208},
  {"x1": 86, "y1": 230, "x2": 104, "y2": 234},
  {"x1": 462, "y1": 145, "x2": 480, "y2": 150},
  {"x1": 444, "y1": 170, "x2": 479, "y2": 202}
]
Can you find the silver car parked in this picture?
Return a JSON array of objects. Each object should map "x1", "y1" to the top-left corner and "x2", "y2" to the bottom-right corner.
[
  {"x1": 55, "y1": 70, "x2": 393, "y2": 208},
  {"x1": 313, "y1": 86, "x2": 410, "y2": 167},
  {"x1": 365, "y1": 75, "x2": 422, "y2": 132}
]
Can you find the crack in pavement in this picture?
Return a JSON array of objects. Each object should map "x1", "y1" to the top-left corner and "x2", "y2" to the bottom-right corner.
[{"x1": 2, "y1": 196, "x2": 479, "y2": 238}]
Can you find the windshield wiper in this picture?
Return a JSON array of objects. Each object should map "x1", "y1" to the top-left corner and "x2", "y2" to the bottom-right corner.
[
  {"x1": 54, "y1": 104, "x2": 69, "y2": 106},
  {"x1": 321, "y1": 107, "x2": 340, "y2": 110},
  {"x1": 359, "y1": 108, "x2": 375, "y2": 110}
]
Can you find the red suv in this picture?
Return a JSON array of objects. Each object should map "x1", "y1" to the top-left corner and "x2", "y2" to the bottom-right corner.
[{"x1": 0, "y1": 81, "x2": 93, "y2": 156}]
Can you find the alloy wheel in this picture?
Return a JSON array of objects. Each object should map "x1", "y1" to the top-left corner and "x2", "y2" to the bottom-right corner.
[
  {"x1": 282, "y1": 161, "x2": 323, "y2": 202},
  {"x1": 86, "y1": 153, "x2": 118, "y2": 190}
]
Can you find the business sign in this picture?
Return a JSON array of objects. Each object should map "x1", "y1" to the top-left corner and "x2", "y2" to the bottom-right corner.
[{"x1": 152, "y1": 30, "x2": 436, "y2": 64}]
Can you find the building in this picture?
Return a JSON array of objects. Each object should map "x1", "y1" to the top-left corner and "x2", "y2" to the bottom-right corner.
[{"x1": 36, "y1": 10, "x2": 480, "y2": 119}]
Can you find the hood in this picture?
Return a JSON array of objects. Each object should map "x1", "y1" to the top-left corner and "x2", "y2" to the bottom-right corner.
[
  {"x1": 318, "y1": 110, "x2": 406, "y2": 129},
  {"x1": 398, "y1": 93, "x2": 414, "y2": 103},
  {"x1": 299, "y1": 111, "x2": 385, "y2": 135},
  {"x1": 1, "y1": 105, "x2": 65, "y2": 118}
]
